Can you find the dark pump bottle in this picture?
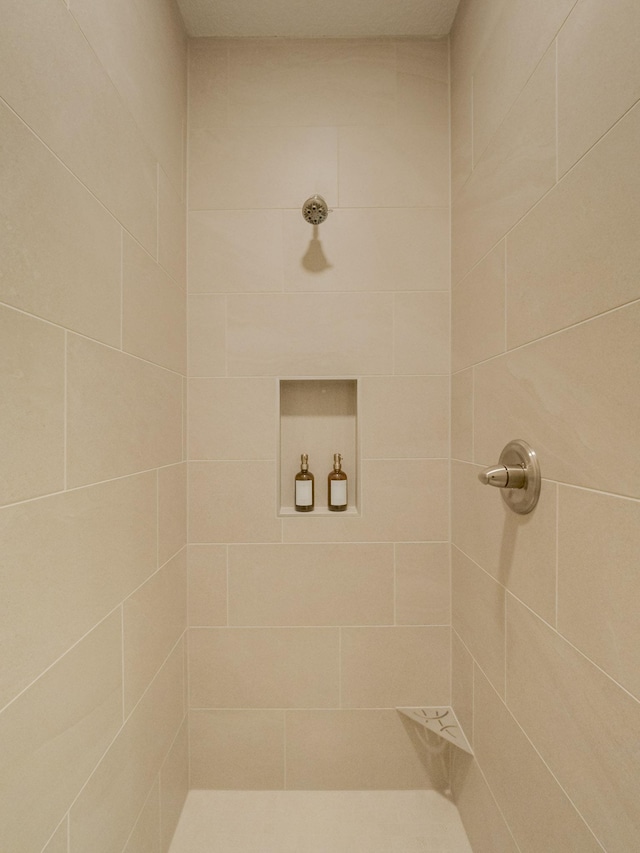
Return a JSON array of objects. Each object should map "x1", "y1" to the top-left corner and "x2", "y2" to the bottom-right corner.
[
  {"x1": 328, "y1": 453, "x2": 348, "y2": 511},
  {"x1": 295, "y1": 453, "x2": 314, "y2": 512}
]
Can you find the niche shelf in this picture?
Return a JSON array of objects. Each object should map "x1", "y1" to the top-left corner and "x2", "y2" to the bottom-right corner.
[
  {"x1": 397, "y1": 707, "x2": 473, "y2": 755},
  {"x1": 279, "y1": 379, "x2": 359, "y2": 516}
]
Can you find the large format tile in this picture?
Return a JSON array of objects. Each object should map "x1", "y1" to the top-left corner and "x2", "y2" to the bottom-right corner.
[
  {"x1": 123, "y1": 781, "x2": 161, "y2": 853},
  {"x1": 0, "y1": 101, "x2": 121, "y2": 346},
  {"x1": 228, "y1": 544, "x2": 394, "y2": 627},
  {"x1": 558, "y1": 0, "x2": 640, "y2": 175},
  {"x1": 0, "y1": 613, "x2": 122, "y2": 853},
  {"x1": 452, "y1": 46, "x2": 556, "y2": 284},
  {"x1": 452, "y1": 547, "x2": 505, "y2": 697},
  {"x1": 283, "y1": 208, "x2": 450, "y2": 293},
  {"x1": 189, "y1": 126, "x2": 337, "y2": 211},
  {"x1": 188, "y1": 462, "x2": 281, "y2": 543},
  {"x1": 340, "y1": 627, "x2": 450, "y2": 708},
  {"x1": 187, "y1": 295, "x2": 226, "y2": 377},
  {"x1": 451, "y1": 631, "x2": 474, "y2": 750},
  {"x1": 189, "y1": 627, "x2": 339, "y2": 709},
  {"x1": 123, "y1": 551, "x2": 187, "y2": 716},
  {"x1": 285, "y1": 710, "x2": 448, "y2": 790},
  {"x1": 123, "y1": 234, "x2": 186, "y2": 373},
  {"x1": 452, "y1": 758, "x2": 519, "y2": 853},
  {"x1": 227, "y1": 292, "x2": 393, "y2": 376},
  {"x1": 70, "y1": 642, "x2": 185, "y2": 853},
  {"x1": 507, "y1": 101, "x2": 640, "y2": 348},
  {"x1": 0, "y1": 473, "x2": 156, "y2": 710},
  {"x1": 0, "y1": 305, "x2": 64, "y2": 506},
  {"x1": 474, "y1": 301, "x2": 640, "y2": 498},
  {"x1": 395, "y1": 543, "x2": 450, "y2": 627},
  {"x1": 160, "y1": 721, "x2": 189, "y2": 852},
  {"x1": 158, "y1": 463, "x2": 187, "y2": 567},
  {"x1": 393, "y1": 292, "x2": 450, "y2": 375},
  {"x1": 506, "y1": 595, "x2": 640, "y2": 852},
  {"x1": 558, "y1": 486, "x2": 640, "y2": 700},
  {"x1": 0, "y1": 0, "x2": 157, "y2": 252},
  {"x1": 189, "y1": 710, "x2": 285, "y2": 789},
  {"x1": 43, "y1": 821, "x2": 69, "y2": 853},
  {"x1": 451, "y1": 369, "x2": 473, "y2": 462},
  {"x1": 474, "y1": 666, "x2": 601, "y2": 853},
  {"x1": 66, "y1": 335, "x2": 183, "y2": 487},
  {"x1": 159, "y1": 168, "x2": 186, "y2": 288},
  {"x1": 188, "y1": 378, "x2": 277, "y2": 460},
  {"x1": 187, "y1": 545, "x2": 228, "y2": 627},
  {"x1": 188, "y1": 39, "x2": 228, "y2": 132},
  {"x1": 360, "y1": 376, "x2": 449, "y2": 460},
  {"x1": 452, "y1": 461, "x2": 557, "y2": 625}
]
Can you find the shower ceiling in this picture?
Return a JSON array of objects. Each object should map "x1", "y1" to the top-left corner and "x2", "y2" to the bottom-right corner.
[{"x1": 177, "y1": 0, "x2": 461, "y2": 38}]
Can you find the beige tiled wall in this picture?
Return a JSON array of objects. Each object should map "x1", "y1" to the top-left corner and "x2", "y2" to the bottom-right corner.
[
  {"x1": 0, "y1": 0, "x2": 188, "y2": 850},
  {"x1": 187, "y1": 37, "x2": 452, "y2": 789},
  {"x1": 450, "y1": 0, "x2": 640, "y2": 849}
]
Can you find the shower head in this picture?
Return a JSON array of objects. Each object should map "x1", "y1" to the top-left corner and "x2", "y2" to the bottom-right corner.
[{"x1": 302, "y1": 195, "x2": 329, "y2": 225}]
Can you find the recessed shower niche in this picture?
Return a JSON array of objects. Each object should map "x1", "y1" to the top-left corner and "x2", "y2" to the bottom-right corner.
[{"x1": 279, "y1": 379, "x2": 358, "y2": 515}]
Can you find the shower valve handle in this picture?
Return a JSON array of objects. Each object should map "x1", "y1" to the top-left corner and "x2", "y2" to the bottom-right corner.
[{"x1": 478, "y1": 464, "x2": 526, "y2": 489}]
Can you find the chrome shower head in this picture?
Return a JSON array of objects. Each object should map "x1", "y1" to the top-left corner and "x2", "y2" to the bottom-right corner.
[{"x1": 302, "y1": 195, "x2": 329, "y2": 225}]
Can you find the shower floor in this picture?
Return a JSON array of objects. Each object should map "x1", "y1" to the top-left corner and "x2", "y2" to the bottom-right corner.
[{"x1": 168, "y1": 790, "x2": 472, "y2": 852}]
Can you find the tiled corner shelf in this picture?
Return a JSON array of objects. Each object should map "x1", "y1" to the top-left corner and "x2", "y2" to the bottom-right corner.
[{"x1": 397, "y1": 707, "x2": 473, "y2": 755}]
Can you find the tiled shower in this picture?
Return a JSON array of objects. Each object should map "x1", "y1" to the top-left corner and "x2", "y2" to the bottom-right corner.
[{"x1": 1, "y1": 0, "x2": 639, "y2": 851}]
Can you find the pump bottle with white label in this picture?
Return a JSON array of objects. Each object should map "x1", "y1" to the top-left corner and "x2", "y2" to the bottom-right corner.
[
  {"x1": 295, "y1": 453, "x2": 314, "y2": 512},
  {"x1": 327, "y1": 453, "x2": 348, "y2": 512}
]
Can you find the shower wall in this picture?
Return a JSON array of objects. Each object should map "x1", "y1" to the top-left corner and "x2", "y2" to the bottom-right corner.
[
  {"x1": 186, "y1": 37, "x2": 452, "y2": 789},
  {"x1": 0, "y1": 0, "x2": 188, "y2": 850},
  {"x1": 449, "y1": 0, "x2": 640, "y2": 850}
]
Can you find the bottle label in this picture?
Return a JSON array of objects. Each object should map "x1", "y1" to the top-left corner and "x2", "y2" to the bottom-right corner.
[
  {"x1": 296, "y1": 480, "x2": 313, "y2": 507},
  {"x1": 330, "y1": 480, "x2": 347, "y2": 507}
]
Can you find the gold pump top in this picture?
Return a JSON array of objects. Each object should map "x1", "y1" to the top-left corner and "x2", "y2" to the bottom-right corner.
[{"x1": 333, "y1": 453, "x2": 343, "y2": 472}]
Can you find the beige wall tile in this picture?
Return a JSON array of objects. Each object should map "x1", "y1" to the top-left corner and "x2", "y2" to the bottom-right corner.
[
  {"x1": 226, "y1": 39, "x2": 396, "y2": 127},
  {"x1": 160, "y1": 721, "x2": 189, "y2": 852},
  {"x1": 341, "y1": 627, "x2": 450, "y2": 708},
  {"x1": 394, "y1": 292, "x2": 450, "y2": 375},
  {"x1": 449, "y1": 0, "x2": 506, "y2": 86},
  {"x1": 472, "y1": 0, "x2": 574, "y2": 160},
  {"x1": 189, "y1": 627, "x2": 339, "y2": 709},
  {"x1": 283, "y1": 207, "x2": 450, "y2": 293},
  {"x1": 506, "y1": 595, "x2": 640, "y2": 852},
  {"x1": 452, "y1": 243, "x2": 505, "y2": 371},
  {"x1": 70, "y1": 641, "x2": 185, "y2": 853},
  {"x1": 396, "y1": 70, "x2": 449, "y2": 128},
  {"x1": 558, "y1": 486, "x2": 640, "y2": 700},
  {"x1": 227, "y1": 292, "x2": 393, "y2": 376},
  {"x1": 339, "y1": 124, "x2": 449, "y2": 208},
  {"x1": 0, "y1": 473, "x2": 156, "y2": 710},
  {"x1": 507, "y1": 101, "x2": 640, "y2": 348},
  {"x1": 158, "y1": 463, "x2": 187, "y2": 567},
  {"x1": 0, "y1": 306, "x2": 64, "y2": 506},
  {"x1": 474, "y1": 302, "x2": 640, "y2": 498},
  {"x1": 123, "y1": 234, "x2": 186, "y2": 374},
  {"x1": 188, "y1": 39, "x2": 228, "y2": 131},
  {"x1": 285, "y1": 710, "x2": 448, "y2": 789},
  {"x1": 452, "y1": 547, "x2": 505, "y2": 696},
  {"x1": 282, "y1": 459, "x2": 449, "y2": 544},
  {"x1": 123, "y1": 551, "x2": 187, "y2": 716},
  {"x1": 451, "y1": 369, "x2": 473, "y2": 462},
  {"x1": 0, "y1": 0, "x2": 157, "y2": 252},
  {"x1": 188, "y1": 462, "x2": 281, "y2": 543},
  {"x1": 0, "y1": 101, "x2": 121, "y2": 346},
  {"x1": 188, "y1": 378, "x2": 277, "y2": 460},
  {"x1": 189, "y1": 710, "x2": 285, "y2": 789},
  {"x1": 42, "y1": 820, "x2": 69, "y2": 853},
  {"x1": 395, "y1": 543, "x2": 450, "y2": 626},
  {"x1": 123, "y1": 781, "x2": 161, "y2": 853},
  {"x1": 228, "y1": 544, "x2": 394, "y2": 626},
  {"x1": 189, "y1": 210, "x2": 284, "y2": 294},
  {"x1": 69, "y1": 0, "x2": 186, "y2": 190},
  {"x1": 452, "y1": 758, "x2": 519, "y2": 853},
  {"x1": 0, "y1": 613, "x2": 122, "y2": 853},
  {"x1": 452, "y1": 46, "x2": 556, "y2": 284},
  {"x1": 450, "y1": 74, "x2": 473, "y2": 197},
  {"x1": 452, "y1": 462, "x2": 558, "y2": 625},
  {"x1": 159, "y1": 167, "x2": 186, "y2": 287},
  {"x1": 189, "y1": 125, "x2": 337, "y2": 211},
  {"x1": 474, "y1": 665, "x2": 602, "y2": 853},
  {"x1": 188, "y1": 545, "x2": 228, "y2": 626},
  {"x1": 558, "y1": 0, "x2": 640, "y2": 175},
  {"x1": 452, "y1": 631, "x2": 474, "y2": 749},
  {"x1": 188, "y1": 295, "x2": 226, "y2": 377},
  {"x1": 360, "y1": 376, "x2": 449, "y2": 460},
  {"x1": 66, "y1": 335, "x2": 183, "y2": 487},
  {"x1": 396, "y1": 38, "x2": 449, "y2": 83}
]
